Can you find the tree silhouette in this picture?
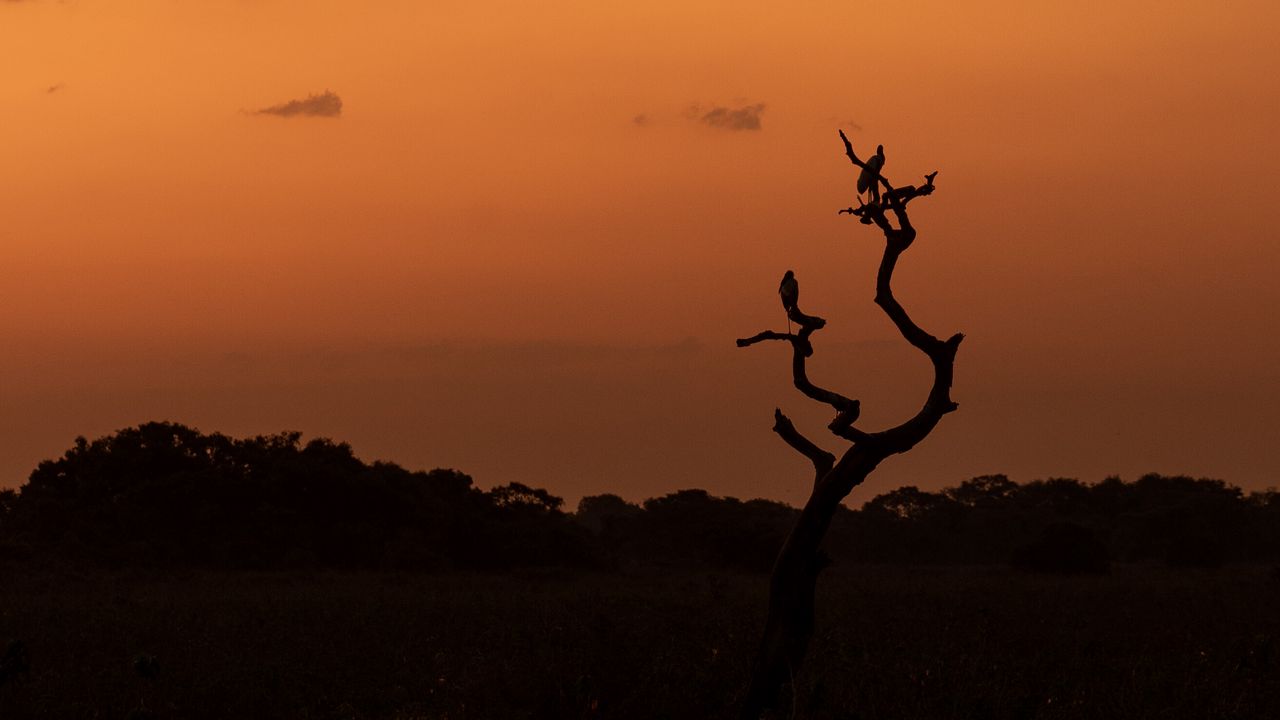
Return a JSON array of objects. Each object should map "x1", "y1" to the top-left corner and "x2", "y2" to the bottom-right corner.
[
  {"x1": 574, "y1": 493, "x2": 642, "y2": 535},
  {"x1": 736, "y1": 131, "x2": 961, "y2": 718},
  {"x1": 489, "y1": 482, "x2": 564, "y2": 512},
  {"x1": 1, "y1": 421, "x2": 605, "y2": 571}
]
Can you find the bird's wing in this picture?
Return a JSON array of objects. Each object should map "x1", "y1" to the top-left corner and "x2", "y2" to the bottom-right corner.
[
  {"x1": 859, "y1": 158, "x2": 886, "y2": 194},
  {"x1": 780, "y1": 279, "x2": 798, "y2": 307}
]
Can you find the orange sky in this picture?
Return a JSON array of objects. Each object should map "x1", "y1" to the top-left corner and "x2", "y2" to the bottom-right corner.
[{"x1": 2, "y1": 0, "x2": 1279, "y2": 506}]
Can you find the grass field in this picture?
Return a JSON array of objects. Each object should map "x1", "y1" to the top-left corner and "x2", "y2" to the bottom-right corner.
[{"x1": 1, "y1": 565, "x2": 1277, "y2": 719}]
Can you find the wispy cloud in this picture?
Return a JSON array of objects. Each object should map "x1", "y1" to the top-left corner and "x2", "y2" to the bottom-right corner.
[
  {"x1": 46, "y1": 83, "x2": 64, "y2": 94},
  {"x1": 632, "y1": 113, "x2": 651, "y2": 127},
  {"x1": 256, "y1": 90, "x2": 342, "y2": 118},
  {"x1": 700, "y1": 103, "x2": 766, "y2": 131}
]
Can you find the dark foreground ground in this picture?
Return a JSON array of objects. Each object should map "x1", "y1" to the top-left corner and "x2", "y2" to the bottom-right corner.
[{"x1": 1, "y1": 565, "x2": 1277, "y2": 719}]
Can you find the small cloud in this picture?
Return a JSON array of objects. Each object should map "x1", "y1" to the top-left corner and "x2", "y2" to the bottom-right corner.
[
  {"x1": 256, "y1": 90, "x2": 342, "y2": 118},
  {"x1": 46, "y1": 83, "x2": 64, "y2": 94},
  {"x1": 700, "y1": 103, "x2": 765, "y2": 131},
  {"x1": 632, "y1": 113, "x2": 650, "y2": 127}
]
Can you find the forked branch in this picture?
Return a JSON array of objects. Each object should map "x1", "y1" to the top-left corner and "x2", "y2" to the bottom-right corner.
[
  {"x1": 771, "y1": 409, "x2": 835, "y2": 480},
  {"x1": 736, "y1": 306, "x2": 861, "y2": 466}
]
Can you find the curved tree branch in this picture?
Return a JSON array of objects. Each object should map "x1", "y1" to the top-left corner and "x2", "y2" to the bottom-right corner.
[
  {"x1": 771, "y1": 409, "x2": 835, "y2": 480},
  {"x1": 736, "y1": 330, "x2": 798, "y2": 348},
  {"x1": 737, "y1": 305, "x2": 861, "y2": 444}
]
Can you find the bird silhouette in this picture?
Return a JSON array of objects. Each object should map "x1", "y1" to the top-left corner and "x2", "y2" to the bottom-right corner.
[
  {"x1": 779, "y1": 270, "x2": 799, "y2": 333},
  {"x1": 857, "y1": 144, "x2": 885, "y2": 204}
]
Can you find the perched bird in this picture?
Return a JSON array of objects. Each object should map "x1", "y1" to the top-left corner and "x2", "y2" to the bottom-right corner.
[
  {"x1": 779, "y1": 270, "x2": 799, "y2": 332},
  {"x1": 857, "y1": 144, "x2": 885, "y2": 203}
]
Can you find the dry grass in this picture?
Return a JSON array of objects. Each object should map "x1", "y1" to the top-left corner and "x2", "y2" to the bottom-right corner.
[{"x1": 0, "y1": 565, "x2": 1276, "y2": 719}]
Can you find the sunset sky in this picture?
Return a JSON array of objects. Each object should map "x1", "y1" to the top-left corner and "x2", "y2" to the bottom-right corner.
[{"x1": 2, "y1": 0, "x2": 1278, "y2": 507}]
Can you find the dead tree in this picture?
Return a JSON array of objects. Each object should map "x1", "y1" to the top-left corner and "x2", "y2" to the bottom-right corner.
[{"x1": 736, "y1": 132, "x2": 961, "y2": 718}]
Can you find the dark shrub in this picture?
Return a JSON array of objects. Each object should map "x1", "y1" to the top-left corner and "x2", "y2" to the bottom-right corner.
[
  {"x1": 1011, "y1": 522, "x2": 1110, "y2": 575},
  {"x1": 1165, "y1": 531, "x2": 1226, "y2": 568},
  {"x1": 5, "y1": 422, "x2": 600, "y2": 571}
]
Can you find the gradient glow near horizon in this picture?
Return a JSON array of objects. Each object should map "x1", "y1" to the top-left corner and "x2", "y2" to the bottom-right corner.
[{"x1": 2, "y1": 0, "x2": 1278, "y2": 505}]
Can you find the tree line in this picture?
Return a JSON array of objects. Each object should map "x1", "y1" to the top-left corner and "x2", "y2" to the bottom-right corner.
[{"x1": 1, "y1": 423, "x2": 1276, "y2": 573}]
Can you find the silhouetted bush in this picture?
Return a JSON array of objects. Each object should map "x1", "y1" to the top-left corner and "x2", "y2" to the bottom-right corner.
[
  {"x1": 1165, "y1": 531, "x2": 1226, "y2": 569},
  {"x1": 1011, "y1": 522, "x2": 1110, "y2": 575},
  {"x1": 575, "y1": 494, "x2": 642, "y2": 535},
  {"x1": 587, "y1": 490, "x2": 797, "y2": 572}
]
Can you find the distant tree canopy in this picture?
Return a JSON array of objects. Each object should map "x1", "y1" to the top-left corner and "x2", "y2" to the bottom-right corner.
[
  {"x1": 0, "y1": 423, "x2": 1277, "y2": 572},
  {"x1": 0, "y1": 422, "x2": 596, "y2": 570},
  {"x1": 826, "y1": 473, "x2": 1279, "y2": 570},
  {"x1": 569, "y1": 475, "x2": 1280, "y2": 574}
]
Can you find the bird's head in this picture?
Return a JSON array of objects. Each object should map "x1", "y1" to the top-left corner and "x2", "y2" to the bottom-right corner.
[
  {"x1": 783, "y1": 270, "x2": 794, "y2": 279},
  {"x1": 876, "y1": 144, "x2": 884, "y2": 157}
]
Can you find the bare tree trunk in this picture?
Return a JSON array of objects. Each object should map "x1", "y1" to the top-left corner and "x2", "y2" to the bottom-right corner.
[{"x1": 736, "y1": 133, "x2": 960, "y2": 719}]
